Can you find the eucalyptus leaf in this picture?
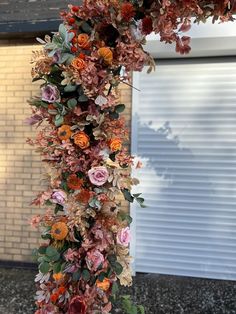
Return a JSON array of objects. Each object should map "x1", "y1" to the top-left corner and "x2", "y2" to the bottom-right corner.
[
  {"x1": 108, "y1": 254, "x2": 117, "y2": 265},
  {"x1": 48, "y1": 109, "x2": 58, "y2": 115},
  {"x1": 48, "y1": 252, "x2": 60, "y2": 262},
  {"x1": 41, "y1": 234, "x2": 51, "y2": 240},
  {"x1": 72, "y1": 271, "x2": 81, "y2": 281},
  {"x1": 54, "y1": 204, "x2": 64, "y2": 214},
  {"x1": 122, "y1": 189, "x2": 134, "y2": 203},
  {"x1": 113, "y1": 262, "x2": 123, "y2": 275},
  {"x1": 54, "y1": 114, "x2": 64, "y2": 126},
  {"x1": 67, "y1": 98, "x2": 77, "y2": 109},
  {"x1": 37, "y1": 256, "x2": 44, "y2": 263},
  {"x1": 78, "y1": 94, "x2": 89, "y2": 102},
  {"x1": 118, "y1": 212, "x2": 133, "y2": 224},
  {"x1": 39, "y1": 261, "x2": 50, "y2": 274},
  {"x1": 46, "y1": 246, "x2": 58, "y2": 257},
  {"x1": 38, "y1": 246, "x2": 47, "y2": 255},
  {"x1": 109, "y1": 111, "x2": 119, "y2": 120},
  {"x1": 136, "y1": 197, "x2": 145, "y2": 204},
  {"x1": 82, "y1": 269, "x2": 90, "y2": 281},
  {"x1": 64, "y1": 84, "x2": 77, "y2": 92},
  {"x1": 115, "y1": 104, "x2": 125, "y2": 113},
  {"x1": 98, "y1": 272, "x2": 106, "y2": 282},
  {"x1": 53, "y1": 262, "x2": 62, "y2": 274},
  {"x1": 32, "y1": 77, "x2": 44, "y2": 83}
]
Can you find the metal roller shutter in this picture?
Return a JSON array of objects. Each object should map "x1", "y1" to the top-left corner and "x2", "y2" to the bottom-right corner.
[{"x1": 131, "y1": 57, "x2": 236, "y2": 280}]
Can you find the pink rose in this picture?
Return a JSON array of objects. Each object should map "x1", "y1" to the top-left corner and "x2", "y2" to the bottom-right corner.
[
  {"x1": 117, "y1": 227, "x2": 131, "y2": 247},
  {"x1": 51, "y1": 189, "x2": 67, "y2": 205},
  {"x1": 88, "y1": 166, "x2": 109, "y2": 186},
  {"x1": 86, "y1": 249, "x2": 104, "y2": 271},
  {"x1": 41, "y1": 84, "x2": 60, "y2": 103}
]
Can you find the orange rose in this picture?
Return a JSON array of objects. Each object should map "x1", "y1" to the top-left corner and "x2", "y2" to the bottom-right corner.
[
  {"x1": 109, "y1": 138, "x2": 122, "y2": 151},
  {"x1": 77, "y1": 33, "x2": 90, "y2": 49},
  {"x1": 98, "y1": 47, "x2": 113, "y2": 65},
  {"x1": 71, "y1": 57, "x2": 86, "y2": 71},
  {"x1": 53, "y1": 272, "x2": 64, "y2": 281},
  {"x1": 74, "y1": 131, "x2": 90, "y2": 149},
  {"x1": 51, "y1": 222, "x2": 68, "y2": 240},
  {"x1": 96, "y1": 278, "x2": 110, "y2": 291},
  {"x1": 67, "y1": 174, "x2": 83, "y2": 190},
  {"x1": 58, "y1": 125, "x2": 72, "y2": 141}
]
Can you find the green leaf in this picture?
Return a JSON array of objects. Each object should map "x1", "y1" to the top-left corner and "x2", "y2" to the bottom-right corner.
[
  {"x1": 136, "y1": 197, "x2": 145, "y2": 204},
  {"x1": 60, "y1": 53, "x2": 74, "y2": 64},
  {"x1": 46, "y1": 246, "x2": 58, "y2": 257},
  {"x1": 109, "y1": 111, "x2": 119, "y2": 120},
  {"x1": 98, "y1": 273, "x2": 106, "y2": 282},
  {"x1": 64, "y1": 84, "x2": 77, "y2": 92},
  {"x1": 38, "y1": 256, "x2": 45, "y2": 263},
  {"x1": 122, "y1": 189, "x2": 134, "y2": 203},
  {"x1": 39, "y1": 261, "x2": 50, "y2": 274},
  {"x1": 115, "y1": 104, "x2": 125, "y2": 113},
  {"x1": 59, "y1": 24, "x2": 67, "y2": 40},
  {"x1": 54, "y1": 114, "x2": 64, "y2": 127},
  {"x1": 109, "y1": 152, "x2": 116, "y2": 162},
  {"x1": 82, "y1": 269, "x2": 90, "y2": 281},
  {"x1": 32, "y1": 248, "x2": 38, "y2": 262},
  {"x1": 81, "y1": 21, "x2": 92, "y2": 34},
  {"x1": 43, "y1": 255, "x2": 51, "y2": 262},
  {"x1": 78, "y1": 94, "x2": 89, "y2": 102},
  {"x1": 72, "y1": 270, "x2": 81, "y2": 281},
  {"x1": 41, "y1": 234, "x2": 51, "y2": 240},
  {"x1": 113, "y1": 262, "x2": 123, "y2": 275},
  {"x1": 53, "y1": 262, "x2": 62, "y2": 274},
  {"x1": 38, "y1": 246, "x2": 47, "y2": 255},
  {"x1": 45, "y1": 42, "x2": 58, "y2": 50},
  {"x1": 54, "y1": 204, "x2": 64, "y2": 214},
  {"x1": 67, "y1": 98, "x2": 77, "y2": 109},
  {"x1": 133, "y1": 193, "x2": 142, "y2": 198},
  {"x1": 118, "y1": 212, "x2": 132, "y2": 224},
  {"x1": 106, "y1": 267, "x2": 113, "y2": 278},
  {"x1": 111, "y1": 282, "x2": 119, "y2": 295},
  {"x1": 32, "y1": 77, "x2": 44, "y2": 83},
  {"x1": 108, "y1": 254, "x2": 117, "y2": 265},
  {"x1": 48, "y1": 109, "x2": 58, "y2": 115}
]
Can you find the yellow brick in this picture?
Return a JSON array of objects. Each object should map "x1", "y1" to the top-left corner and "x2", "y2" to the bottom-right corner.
[{"x1": 0, "y1": 41, "x2": 132, "y2": 264}]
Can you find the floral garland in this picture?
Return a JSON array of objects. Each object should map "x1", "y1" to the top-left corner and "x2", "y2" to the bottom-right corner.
[{"x1": 28, "y1": 1, "x2": 234, "y2": 313}]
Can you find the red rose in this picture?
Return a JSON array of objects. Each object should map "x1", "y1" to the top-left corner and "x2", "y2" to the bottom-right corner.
[{"x1": 68, "y1": 296, "x2": 87, "y2": 314}]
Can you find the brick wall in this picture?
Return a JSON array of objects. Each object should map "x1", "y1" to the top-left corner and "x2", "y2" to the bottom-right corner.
[{"x1": 0, "y1": 40, "x2": 132, "y2": 263}]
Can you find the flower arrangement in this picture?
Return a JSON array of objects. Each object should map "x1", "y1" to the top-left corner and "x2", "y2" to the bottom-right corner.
[{"x1": 28, "y1": 1, "x2": 234, "y2": 313}]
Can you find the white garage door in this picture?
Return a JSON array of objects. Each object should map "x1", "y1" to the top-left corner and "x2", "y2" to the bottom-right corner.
[{"x1": 131, "y1": 58, "x2": 236, "y2": 280}]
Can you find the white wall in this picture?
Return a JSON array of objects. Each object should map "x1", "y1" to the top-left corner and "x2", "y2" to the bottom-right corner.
[{"x1": 145, "y1": 19, "x2": 236, "y2": 58}]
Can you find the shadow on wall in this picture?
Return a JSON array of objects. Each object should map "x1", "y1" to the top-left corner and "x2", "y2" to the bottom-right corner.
[{"x1": 132, "y1": 114, "x2": 236, "y2": 278}]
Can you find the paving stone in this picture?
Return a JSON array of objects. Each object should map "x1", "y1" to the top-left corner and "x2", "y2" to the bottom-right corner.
[{"x1": 1, "y1": 267, "x2": 236, "y2": 314}]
